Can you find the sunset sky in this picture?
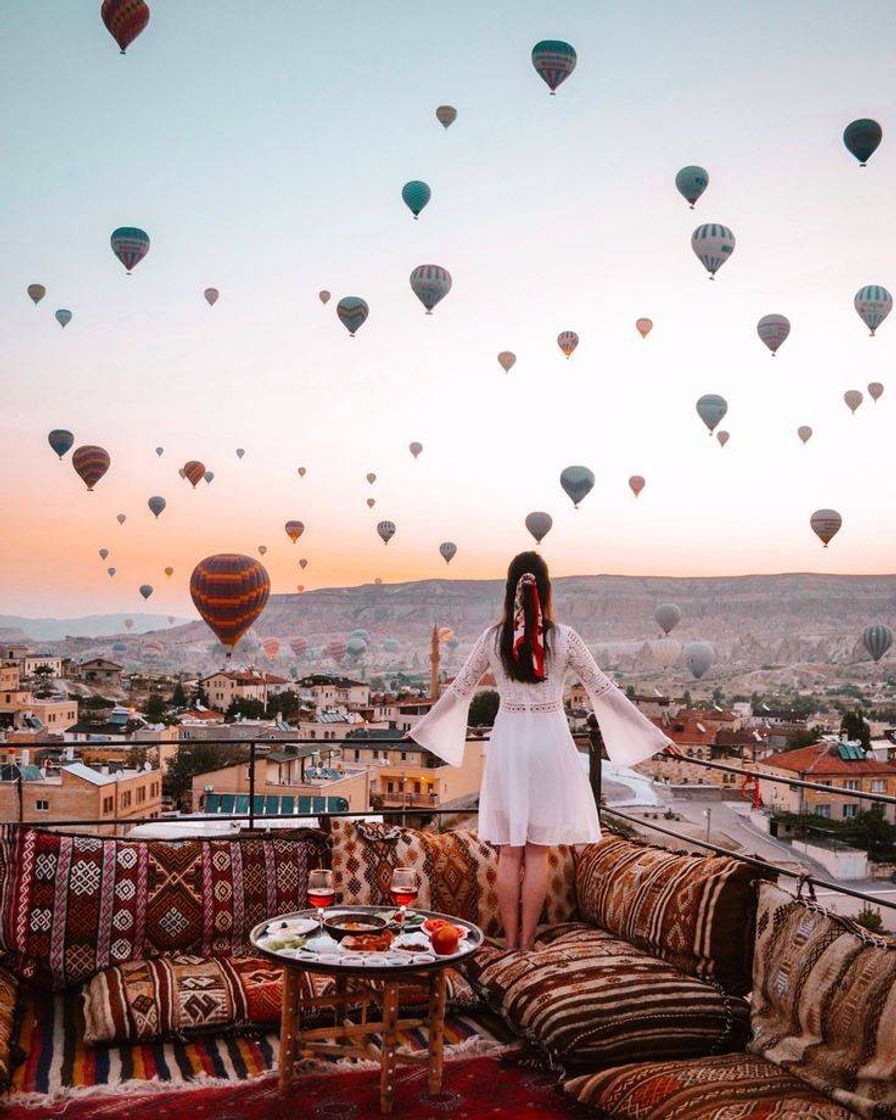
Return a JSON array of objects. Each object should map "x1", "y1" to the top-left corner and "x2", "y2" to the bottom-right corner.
[{"x1": 2, "y1": 0, "x2": 895, "y2": 619}]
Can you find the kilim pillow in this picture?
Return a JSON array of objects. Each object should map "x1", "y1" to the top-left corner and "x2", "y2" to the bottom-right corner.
[
  {"x1": 748, "y1": 882, "x2": 896, "y2": 1120},
  {"x1": 574, "y1": 835, "x2": 764, "y2": 995},
  {"x1": 562, "y1": 1051, "x2": 859, "y2": 1120},
  {"x1": 0, "y1": 965, "x2": 17, "y2": 1088},
  {"x1": 0, "y1": 827, "x2": 328, "y2": 990}
]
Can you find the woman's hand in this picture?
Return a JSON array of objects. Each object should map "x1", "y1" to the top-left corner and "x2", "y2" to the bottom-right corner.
[{"x1": 662, "y1": 742, "x2": 685, "y2": 759}]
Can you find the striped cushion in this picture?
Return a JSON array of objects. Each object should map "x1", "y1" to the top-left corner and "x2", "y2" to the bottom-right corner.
[
  {"x1": 575, "y1": 835, "x2": 763, "y2": 995},
  {"x1": 748, "y1": 882, "x2": 896, "y2": 1119},
  {"x1": 464, "y1": 923, "x2": 749, "y2": 1069},
  {"x1": 0, "y1": 965, "x2": 17, "y2": 1087},
  {"x1": 562, "y1": 1051, "x2": 858, "y2": 1119}
]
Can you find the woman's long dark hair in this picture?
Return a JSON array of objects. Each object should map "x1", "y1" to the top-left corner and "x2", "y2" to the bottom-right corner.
[{"x1": 498, "y1": 551, "x2": 554, "y2": 683}]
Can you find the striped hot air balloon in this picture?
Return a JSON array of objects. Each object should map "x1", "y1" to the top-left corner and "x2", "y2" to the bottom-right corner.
[
  {"x1": 439, "y1": 541, "x2": 457, "y2": 564},
  {"x1": 190, "y1": 554, "x2": 270, "y2": 652},
  {"x1": 336, "y1": 296, "x2": 369, "y2": 336},
  {"x1": 531, "y1": 40, "x2": 577, "y2": 94},
  {"x1": 810, "y1": 509, "x2": 842, "y2": 548},
  {"x1": 290, "y1": 636, "x2": 308, "y2": 657},
  {"x1": 696, "y1": 394, "x2": 728, "y2": 434},
  {"x1": 377, "y1": 520, "x2": 396, "y2": 544},
  {"x1": 854, "y1": 285, "x2": 892, "y2": 336},
  {"x1": 72, "y1": 445, "x2": 111, "y2": 491},
  {"x1": 262, "y1": 637, "x2": 280, "y2": 660},
  {"x1": 863, "y1": 624, "x2": 893, "y2": 662},
  {"x1": 757, "y1": 314, "x2": 790, "y2": 355},
  {"x1": 409, "y1": 264, "x2": 451, "y2": 314},
  {"x1": 691, "y1": 224, "x2": 735, "y2": 278},
  {"x1": 110, "y1": 227, "x2": 150, "y2": 273},
  {"x1": 401, "y1": 181, "x2": 431, "y2": 219},
  {"x1": 557, "y1": 330, "x2": 578, "y2": 357},
  {"x1": 285, "y1": 520, "x2": 305, "y2": 543},
  {"x1": 183, "y1": 461, "x2": 205, "y2": 488},
  {"x1": 101, "y1": 0, "x2": 150, "y2": 54}
]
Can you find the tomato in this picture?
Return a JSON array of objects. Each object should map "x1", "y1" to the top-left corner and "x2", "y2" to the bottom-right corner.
[
  {"x1": 431, "y1": 925, "x2": 461, "y2": 955},
  {"x1": 423, "y1": 918, "x2": 447, "y2": 934}
]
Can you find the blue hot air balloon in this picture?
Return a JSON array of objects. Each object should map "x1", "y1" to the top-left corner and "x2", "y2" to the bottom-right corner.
[
  {"x1": 110, "y1": 227, "x2": 150, "y2": 273},
  {"x1": 863, "y1": 624, "x2": 893, "y2": 662},
  {"x1": 531, "y1": 40, "x2": 577, "y2": 94},
  {"x1": 401, "y1": 181, "x2": 431, "y2": 219},
  {"x1": 854, "y1": 285, "x2": 892, "y2": 336},
  {"x1": 48, "y1": 429, "x2": 74, "y2": 459},
  {"x1": 696, "y1": 394, "x2": 728, "y2": 434},
  {"x1": 560, "y1": 465, "x2": 595, "y2": 509},
  {"x1": 55, "y1": 309, "x2": 72, "y2": 328},
  {"x1": 337, "y1": 297, "x2": 369, "y2": 337},
  {"x1": 147, "y1": 495, "x2": 166, "y2": 518},
  {"x1": 409, "y1": 264, "x2": 451, "y2": 314},
  {"x1": 675, "y1": 166, "x2": 709, "y2": 208},
  {"x1": 843, "y1": 119, "x2": 882, "y2": 166},
  {"x1": 690, "y1": 224, "x2": 735, "y2": 278},
  {"x1": 139, "y1": 584, "x2": 154, "y2": 600}
]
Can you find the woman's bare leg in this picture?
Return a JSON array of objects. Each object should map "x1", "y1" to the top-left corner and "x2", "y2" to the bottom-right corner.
[
  {"x1": 496, "y1": 844, "x2": 524, "y2": 948},
  {"x1": 519, "y1": 842, "x2": 550, "y2": 950}
]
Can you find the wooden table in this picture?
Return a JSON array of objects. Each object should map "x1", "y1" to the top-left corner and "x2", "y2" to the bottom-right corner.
[{"x1": 250, "y1": 906, "x2": 484, "y2": 1114}]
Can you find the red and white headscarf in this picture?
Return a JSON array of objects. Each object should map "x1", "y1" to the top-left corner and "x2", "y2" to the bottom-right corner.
[{"x1": 512, "y1": 572, "x2": 546, "y2": 681}]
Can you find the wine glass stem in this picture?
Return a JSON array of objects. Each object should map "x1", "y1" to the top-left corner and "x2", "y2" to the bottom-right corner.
[{"x1": 399, "y1": 904, "x2": 406, "y2": 928}]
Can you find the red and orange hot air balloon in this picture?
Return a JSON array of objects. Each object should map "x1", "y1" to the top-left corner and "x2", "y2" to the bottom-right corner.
[
  {"x1": 101, "y1": 0, "x2": 150, "y2": 54},
  {"x1": 190, "y1": 554, "x2": 270, "y2": 655},
  {"x1": 183, "y1": 460, "x2": 205, "y2": 488},
  {"x1": 285, "y1": 520, "x2": 305, "y2": 543},
  {"x1": 72, "y1": 445, "x2": 111, "y2": 491}
]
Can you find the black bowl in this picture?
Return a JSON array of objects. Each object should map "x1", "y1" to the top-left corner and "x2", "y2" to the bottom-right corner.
[{"x1": 322, "y1": 911, "x2": 388, "y2": 942}]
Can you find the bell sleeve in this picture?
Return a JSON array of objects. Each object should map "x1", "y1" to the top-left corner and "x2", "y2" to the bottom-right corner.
[
  {"x1": 407, "y1": 628, "x2": 493, "y2": 767},
  {"x1": 567, "y1": 627, "x2": 672, "y2": 766}
]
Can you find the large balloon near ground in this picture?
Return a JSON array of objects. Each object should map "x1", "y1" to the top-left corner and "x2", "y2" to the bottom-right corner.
[
  {"x1": 101, "y1": 0, "x2": 150, "y2": 53},
  {"x1": 557, "y1": 330, "x2": 578, "y2": 357},
  {"x1": 409, "y1": 264, "x2": 452, "y2": 313},
  {"x1": 436, "y1": 105, "x2": 457, "y2": 128},
  {"x1": 183, "y1": 460, "x2": 205, "y2": 487},
  {"x1": 843, "y1": 119, "x2": 882, "y2": 166},
  {"x1": 190, "y1": 554, "x2": 270, "y2": 652},
  {"x1": 810, "y1": 509, "x2": 842, "y2": 548},
  {"x1": 148, "y1": 495, "x2": 166, "y2": 518},
  {"x1": 868, "y1": 382, "x2": 884, "y2": 402},
  {"x1": 844, "y1": 390, "x2": 863, "y2": 414},
  {"x1": 757, "y1": 314, "x2": 790, "y2": 355},
  {"x1": 696, "y1": 393, "x2": 727, "y2": 434},
  {"x1": 27, "y1": 284, "x2": 46, "y2": 305},
  {"x1": 48, "y1": 429, "x2": 74, "y2": 459},
  {"x1": 439, "y1": 541, "x2": 457, "y2": 564},
  {"x1": 55, "y1": 309, "x2": 72, "y2": 328},
  {"x1": 525, "y1": 511, "x2": 552, "y2": 544},
  {"x1": 863, "y1": 624, "x2": 893, "y2": 662},
  {"x1": 285, "y1": 520, "x2": 305, "y2": 543},
  {"x1": 560, "y1": 465, "x2": 595, "y2": 508},
  {"x1": 691, "y1": 223, "x2": 735, "y2": 277},
  {"x1": 654, "y1": 603, "x2": 682, "y2": 635},
  {"x1": 110, "y1": 227, "x2": 150, "y2": 273},
  {"x1": 650, "y1": 638, "x2": 681, "y2": 667},
  {"x1": 498, "y1": 351, "x2": 516, "y2": 372},
  {"x1": 409, "y1": 442, "x2": 423, "y2": 459},
  {"x1": 798, "y1": 425, "x2": 813, "y2": 444},
  {"x1": 675, "y1": 166, "x2": 708, "y2": 208},
  {"x1": 531, "y1": 40, "x2": 577, "y2": 93},
  {"x1": 377, "y1": 520, "x2": 396, "y2": 544},
  {"x1": 401, "y1": 181, "x2": 431, "y2": 219},
  {"x1": 635, "y1": 318, "x2": 653, "y2": 338},
  {"x1": 854, "y1": 285, "x2": 892, "y2": 335},
  {"x1": 628, "y1": 475, "x2": 645, "y2": 498},
  {"x1": 204, "y1": 287, "x2": 219, "y2": 306},
  {"x1": 72, "y1": 445, "x2": 110, "y2": 491},
  {"x1": 337, "y1": 296, "x2": 369, "y2": 336},
  {"x1": 683, "y1": 641, "x2": 715, "y2": 679}
]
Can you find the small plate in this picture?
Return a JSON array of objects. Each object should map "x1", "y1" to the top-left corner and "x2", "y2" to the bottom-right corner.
[{"x1": 266, "y1": 918, "x2": 318, "y2": 937}]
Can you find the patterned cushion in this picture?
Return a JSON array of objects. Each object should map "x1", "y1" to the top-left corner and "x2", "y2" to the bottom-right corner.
[
  {"x1": 748, "y1": 882, "x2": 896, "y2": 1119},
  {"x1": 562, "y1": 1051, "x2": 858, "y2": 1119},
  {"x1": 464, "y1": 922, "x2": 749, "y2": 1069},
  {"x1": 575, "y1": 835, "x2": 765, "y2": 995},
  {"x1": 0, "y1": 965, "x2": 17, "y2": 1088},
  {"x1": 81, "y1": 953, "x2": 478, "y2": 1044},
  {"x1": 327, "y1": 820, "x2": 578, "y2": 939},
  {"x1": 0, "y1": 827, "x2": 328, "y2": 990}
]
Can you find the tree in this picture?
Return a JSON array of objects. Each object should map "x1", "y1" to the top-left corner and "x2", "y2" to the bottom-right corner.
[
  {"x1": 143, "y1": 695, "x2": 166, "y2": 724},
  {"x1": 682, "y1": 689, "x2": 692, "y2": 709},
  {"x1": 853, "y1": 904, "x2": 885, "y2": 934},
  {"x1": 840, "y1": 708, "x2": 871, "y2": 750},
  {"x1": 170, "y1": 681, "x2": 187, "y2": 708},
  {"x1": 787, "y1": 726, "x2": 822, "y2": 750},
  {"x1": 163, "y1": 742, "x2": 249, "y2": 807},
  {"x1": 711, "y1": 687, "x2": 724, "y2": 706},
  {"x1": 469, "y1": 690, "x2": 500, "y2": 727},
  {"x1": 625, "y1": 685, "x2": 636, "y2": 700},
  {"x1": 226, "y1": 697, "x2": 266, "y2": 722},
  {"x1": 267, "y1": 689, "x2": 300, "y2": 721}
]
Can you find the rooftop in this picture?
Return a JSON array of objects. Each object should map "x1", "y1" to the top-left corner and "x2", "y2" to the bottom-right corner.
[{"x1": 762, "y1": 741, "x2": 896, "y2": 776}]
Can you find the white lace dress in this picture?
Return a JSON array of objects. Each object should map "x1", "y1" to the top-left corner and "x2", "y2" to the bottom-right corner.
[{"x1": 408, "y1": 624, "x2": 672, "y2": 847}]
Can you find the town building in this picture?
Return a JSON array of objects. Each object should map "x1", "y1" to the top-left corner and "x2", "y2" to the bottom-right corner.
[
  {"x1": 0, "y1": 663, "x2": 79, "y2": 733},
  {"x1": 200, "y1": 670, "x2": 291, "y2": 713},
  {"x1": 294, "y1": 675, "x2": 370, "y2": 708},
  {"x1": 190, "y1": 756, "x2": 370, "y2": 815},
  {"x1": 75, "y1": 658, "x2": 124, "y2": 688}
]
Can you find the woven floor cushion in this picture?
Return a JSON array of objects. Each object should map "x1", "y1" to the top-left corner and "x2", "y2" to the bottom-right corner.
[
  {"x1": 574, "y1": 834, "x2": 765, "y2": 996},
  {"x1": 464, "y1": 922, "x2": 749, "y2": 1069},
  {"x1": 327, "y1": 819, "x2": 577, "y2": 939},
  {"x1": 0, "y1": 965, "x2": 17, "y2": 1088},
  {"x1": 562, "y1": 1051, "x2": 859, "y2": 1119},
  {"x1": 81, "y1": 953, "x2": 478, "y2": 1044},
  {"x1": 0, "y1": 827, "x2": 328, "y2": 990},
  {"x1": 748, "y1": 882, "x2": 896, "y2": 1120}
]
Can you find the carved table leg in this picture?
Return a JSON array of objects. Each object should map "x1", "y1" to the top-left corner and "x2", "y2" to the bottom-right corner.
[
  {"x1": 279, "y1": 967, "x2": 301, "y2": 1090},
  {"x1": 427, "y1": 968, "x2": 448, "y2": 1095},
  {"x1": 379, "y1": 981, "x2": 400, "y2": 1113}
]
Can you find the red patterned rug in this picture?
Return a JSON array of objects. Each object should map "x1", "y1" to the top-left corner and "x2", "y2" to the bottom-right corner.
[{"x1": 4, "y1": 1055, "x2": 584, "y2": 1119}]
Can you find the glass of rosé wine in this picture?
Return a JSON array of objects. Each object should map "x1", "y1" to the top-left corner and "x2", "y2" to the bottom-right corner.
[
  {"x1": 307, "y1": 868, "x2": 335, "y2": 937},
  {"x1": 389, "y1": 867, "x2": 419, "y2": 928}
]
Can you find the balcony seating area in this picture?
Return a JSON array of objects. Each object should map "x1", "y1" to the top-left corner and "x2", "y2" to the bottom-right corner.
[{"x1": 0, "y1": 819, "x2": 893, "y2": 1119}]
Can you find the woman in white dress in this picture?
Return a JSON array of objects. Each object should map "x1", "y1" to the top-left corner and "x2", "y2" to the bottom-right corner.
[{"x1": 409, "y1": 551, "x2": 679, "y2": 950}]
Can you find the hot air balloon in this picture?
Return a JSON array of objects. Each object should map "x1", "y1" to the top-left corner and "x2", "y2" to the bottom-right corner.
[
  {"x1": 204, "y1": 287, "x2": 219, "y2": 307},
  {"x1": 810, "y1": 509, "x2": 842, "y2": 548},
  {"x1": 531, "y1": 40, "x2": 577, "y2": 94},
  {"x1": 525, "y1": 511, "x2": 552, "y2": 544},
  {"x1": 350, "y1": 628, "x2": 371, "y2": 643},
  {"x1": 844, "y1": 390, "x2": 863, "y2": 414},
  {"x1": 691, "y1": 224, "x2": 735, "y2": 278},
  {"x1": 409, "y1": 264, "x2": 452, "y2": 314},
  {"x1": 285, "y1": 521, "x2": 305, "y2": 543},
  {"x1": 155, "y1": 446, "x2": 164, "y2": 456},
  {"x1": 683, "y1": 641, "x2": 715, "y2": 679},
  {"x1": 674, "y1": 166, "x2": 709, "y2": 208},
  {"x1": 868, "y1": 382, "x2": 884, "y2": 402},
  {"x1": 72, "y1": 445, "x2": 110, "y2": 491},
  {"x1": 290, "y1": 637, "x2": 308, "y2": 657},
  {"x1": 366, "y1": 472, "x2": 376, "y2": 485},
  {"x1": 262, "y1": 637, "x2": 280, "y2": 660},
  {"x1": 299, "y1": 558, "x2": 308, "y2": 570},
  {"x1": 843, "y1": 119, "x2": 882, "y2": 166},
  {"x1": 98, "y1": 548, "x2": 109, "y2": 560},
  {"x1": 557, "y1": 330, "x2": 578, "y2": 357},
  {"x1": 863, "y1": 624, "x2": 893, "y2": 662},
  {"x1": 346, "y1": 636, "x2": 367, "y2": 657},
  {"x1": 117, "y1": 513, "x2": 126, "y2": 525},
  {"x1": 757, "y1": 314, "x2": 790, "y2": 355},
  {"x1": 204, "y1": 470, "x2": 214, "y2": 484},
  {"x1": 560, "y1": 465, "x2": 595, "y2": 508},
  {"x1": 440, "y1": 541, "x2": 457, "y2": 564},
  {"x1": 110, "y1": 227, "x2": 150, "y2": 274},
  {"x1": 439, "y1": 627, "x2": 454, "y2": 643},
  {"x1": 654, "y1": 604, "x2": 682, "y2": 635},
  {"x1": 650, "y1": 638, "x2": 681, "y2": 667},
  {"x1": 48, "y1": 429, "x2": 74, "y2": 459},
  {"x1": 377, "y1": 520, "x2": 396, "y2": 544},
  {"x1": 401, "y1": 181, "x2": 431, "y2": 219},
  {"x1": 318, "y1": 290, "x2": 331, "y2": 304},
  {"x1": 236, "y1": 448, "x2": 245, "y2": 459},
  {"x1": 409, "y1": 442, "x2": 423, "y2": 459},
  {"x1": 27, "y1": 284, "x2": 46, "y2": 305},
  {"x1": 854, "y1": 285, "x2": 892, "y2": 335},
  {"x1": 383, "y1": 638, "x2": 400, "y2": 652},
  {"x1": 147, "y1": 495, "x2": 166, "y2": 518},
  {"x1": 183, "y1": 460, "x2": 205, "y2": 487},
  {"x1": 190, "y1": 554, "x2": 270, "y2": 654},
  {"x1": 436, "y1": 105, "x2": 457, "y2": 128},
  {"x1": 325, "y1": 639, "x2": 346, "y2": 661},
  {"x1": 374, "y1": 578, "x2": 383, "y2": 585},
  {"x1": 256, "y1": 547, "x2": 268, "y2": 559},
  {"x1": 336, "y1": 297, "x2": 369, "y2": 336},
  {"x1": 798, "y1": 425, "x2": 813, "y2": 444},
  {"x1": 55, "y1": 309, "x2": 72, "y2": 328},
  {"x1": 164, "y1": 566, "x2": 173, "y2": 577},
  {"x1": 101, "y1": 0, "x2": 149, "y2": 53},
  {"x1": 628, "y1": 475, "x2": 645, "y2": 498},
  {"x1": 367, "y1": 498, "x2": 376, "y2": 509},
  {"x1": 107, "y1": 567, "x2": 116, "y2": 577},
  {"x1": 124, "y1": 619, "x2": 134, "y2": 630},
  {"x1": 716, "y1": 431, "x2": 730, "y2": 447},
  {"x1": 635, "y1": 318, "x2": 653, "y2": 339},
  {"x1": 297, "y1": 466, "x2": 307, "y2": 477},
  {"x1": 696, "y1": 394, "x2": 727, "y2": 434},
  {"x1": 497, "y1": 351, "x2": 516, "y2": 372},
  {"x1": 139, "y1": 584, "x2": 153, "y2": 600}
]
